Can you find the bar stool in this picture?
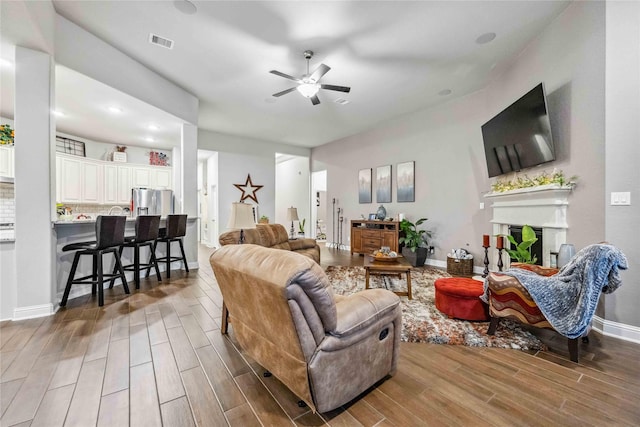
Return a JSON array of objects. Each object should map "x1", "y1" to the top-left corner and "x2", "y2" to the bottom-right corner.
[
  {"x1": 60, "y1": 215, "x2": 129, "y2": 307},
  {"x1": 154, "y1": 214, "x2": 189, "y2": 278},
  {"x1": 110, "y1": 215, "x2": 162, "y2": 289}
]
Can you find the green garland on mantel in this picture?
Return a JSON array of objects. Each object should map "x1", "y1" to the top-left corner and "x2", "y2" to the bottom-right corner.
[{"x1": 490, "y1": 170, "x2": 578, "y2": 193}]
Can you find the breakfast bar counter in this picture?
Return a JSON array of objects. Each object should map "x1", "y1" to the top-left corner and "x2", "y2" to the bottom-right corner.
[{"x1": 52, "y1": 216, "x2": 199, "y2": 304}]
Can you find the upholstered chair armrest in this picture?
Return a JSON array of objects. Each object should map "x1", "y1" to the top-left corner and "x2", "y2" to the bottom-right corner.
[
  {"x1": 319, "y1": 289, "x2": 400, "y2": 352},
  {"x1": 510, "y1": 262, "x2": 559, "y2": 276},
  {"x1": 289, "y1": 238, "x2": 318, "y2": 251}
]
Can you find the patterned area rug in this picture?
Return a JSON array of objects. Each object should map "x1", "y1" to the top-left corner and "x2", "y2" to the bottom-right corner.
[{"x1": 325, "y1": 265, "x2": 545, "y2": 351}]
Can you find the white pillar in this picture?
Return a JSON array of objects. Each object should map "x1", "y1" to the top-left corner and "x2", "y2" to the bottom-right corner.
[
  {"x1": 181, "y1": 124, "x2": 198, "y2": 269},
  {"x1": 14, "y1": 46, "x2": 56, "y2": 319}
]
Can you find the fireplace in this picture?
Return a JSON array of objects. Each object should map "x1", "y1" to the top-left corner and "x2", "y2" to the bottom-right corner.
[
  {"x1": 485, "y1": 185, "x2": 572, "y2": 270},
  {"x1": 509, "y1": 225, "x2": 543, "y2": 266}
]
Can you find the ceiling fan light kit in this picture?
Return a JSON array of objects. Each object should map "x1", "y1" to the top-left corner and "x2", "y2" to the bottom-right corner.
[{"x1": 270, "y1": 50, "x2": 351, "y2": 105}]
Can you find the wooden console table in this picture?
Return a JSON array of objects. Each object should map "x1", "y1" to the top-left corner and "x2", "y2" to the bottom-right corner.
[{"x1": 350, "y1": 220, "x2": 400, "y2": 255}]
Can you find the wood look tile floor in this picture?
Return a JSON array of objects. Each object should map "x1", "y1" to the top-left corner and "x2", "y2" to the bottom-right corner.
[{"x1": 1, "y1": 244, "x2": 639, "y2": 426}]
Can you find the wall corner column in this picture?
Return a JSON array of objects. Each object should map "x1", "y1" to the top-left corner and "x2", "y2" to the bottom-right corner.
[{"x1": 14, "y1": 46, "x2": 56, "y2": 319}]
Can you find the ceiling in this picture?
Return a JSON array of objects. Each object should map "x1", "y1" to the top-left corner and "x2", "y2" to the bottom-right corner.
[{"x1": 1, "y1": 1, "x2": 571, "y2": 149}]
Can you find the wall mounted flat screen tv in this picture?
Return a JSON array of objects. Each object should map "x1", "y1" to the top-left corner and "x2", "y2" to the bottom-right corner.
[{"x1": 481, "y1": 83, "x2": 555, "y2": 178}]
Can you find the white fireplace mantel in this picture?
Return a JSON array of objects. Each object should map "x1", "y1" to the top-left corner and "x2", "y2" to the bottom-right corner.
[{"x1": 484, "y1": 184, "x2": 573, "y2": 269}]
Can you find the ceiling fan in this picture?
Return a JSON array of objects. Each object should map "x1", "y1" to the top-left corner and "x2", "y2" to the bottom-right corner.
[{"x1": 269, "y1": 50, "x2": 351, "y2": 105}]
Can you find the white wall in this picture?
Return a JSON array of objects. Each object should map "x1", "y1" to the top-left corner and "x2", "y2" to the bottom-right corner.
[
  {"x1": 57, "y1": 131, "x2": 172, "y2": 165},
  {"x1": 604, "y1": 1, "x2": 640, "y2": 329},
  {"x1": 276, "y1": 156, "x2": 310, "y2": 235},
  {"x1": 313, "y1": 89, "x2": 489, "y2": 259},
  {"x1": 312, "y1": 1, "x2": 606, "y2": 280},
  {"x1": 198, "y1": 129, "x2": 311, "y2": 245}
]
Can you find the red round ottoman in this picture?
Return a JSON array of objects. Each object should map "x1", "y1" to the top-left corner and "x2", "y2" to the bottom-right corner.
[{"x1": 434, "y1": 277, "x2": 489, "y2": 321}]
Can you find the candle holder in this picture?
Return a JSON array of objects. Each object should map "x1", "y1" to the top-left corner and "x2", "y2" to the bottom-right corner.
[
  {"x1": 482, "y1": 245, "x2": 490, "y2": 278},
  {"x1": 497, "y1": 248, "x2": 504, "y2": 272}
]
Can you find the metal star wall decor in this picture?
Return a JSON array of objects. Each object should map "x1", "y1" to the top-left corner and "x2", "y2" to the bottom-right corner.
[{"x1": 233, "y1": 174, "x2": 264, "y2": 204}]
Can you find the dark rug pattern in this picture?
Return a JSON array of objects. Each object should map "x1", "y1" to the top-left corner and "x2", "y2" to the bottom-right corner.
[{"x1": 326, "y1": 265, "x2": 545, "y2": 351}]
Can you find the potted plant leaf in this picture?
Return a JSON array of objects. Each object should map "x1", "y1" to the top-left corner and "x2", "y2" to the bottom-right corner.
[
  {"x1": 298, "y1": 218, "x2": 306, "y2": 237},
  {"x1": 399, "y1": 218, "x2": 432, "y2": 267},
  {"x1": 501, "y1": 224, "x2": 538, "y2": 264}
]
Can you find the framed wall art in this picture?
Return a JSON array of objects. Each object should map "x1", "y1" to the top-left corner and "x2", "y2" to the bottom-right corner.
[
  {"x1": 397, "y1": 161, "x2": 415, "y2": 202},
  {"x1": 358, "y1": 168, "x2": 372, "y2": 203},
  {"x1": 376, "y1": 165, "x2": 392, "y2": 203}
]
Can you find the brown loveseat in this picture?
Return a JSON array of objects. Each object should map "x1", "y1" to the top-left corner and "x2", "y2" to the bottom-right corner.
[
  {"x1": 219, "y1": 223, "x2": 320, "y2": 263},
  {"x1": 210, "y1": 244, "x2": 402, "y2": 413}
]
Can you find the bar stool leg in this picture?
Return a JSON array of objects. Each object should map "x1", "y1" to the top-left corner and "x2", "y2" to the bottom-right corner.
[
  {"x1": 134, "y1": 244, "x2": 141, "y2": 289},
  {"x1": 92, "y1": 253, "x2": 98, "y2": 295},
  {"x1": 148, "y1": 242, "x2": 162, "y2": 281},
  {"x1": 113, "y1": 249, "x2": 130, "y2": 295},
  {"x1": 97, "y1": 250, "x2": 104, "y2": 307},
  {"x1": 144, "y1": 241, "x2": 156, "y2": 279},
  {"x1": 166, "y1": 240, "x2": 171, "y2": 278},
  {"x1": 61, "y1": 252, "x2": 82, "y2": 307},
  {"x1": 178, "y1": 239, "x2": 189, "y2": 273},
  {"x1": 109, "y1": 246, "x2": 125, "y2": 289}
]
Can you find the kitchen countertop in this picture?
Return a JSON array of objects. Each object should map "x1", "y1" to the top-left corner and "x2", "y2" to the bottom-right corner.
[{"x1": 52, "y1": 216, "x2": 198, "y2": 225}]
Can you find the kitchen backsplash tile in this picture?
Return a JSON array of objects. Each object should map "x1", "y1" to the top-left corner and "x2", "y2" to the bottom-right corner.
[
  {"x1": 59, "y1": 203, "x2": 129, "y2": 218},
  {"x1": 0, "y1": 183, "x2": 15, "y2": 224}
]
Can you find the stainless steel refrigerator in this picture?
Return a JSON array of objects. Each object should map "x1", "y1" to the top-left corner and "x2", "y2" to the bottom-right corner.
[{"x1": 131, "y1": 188, "x2": 174, "y2": 217}]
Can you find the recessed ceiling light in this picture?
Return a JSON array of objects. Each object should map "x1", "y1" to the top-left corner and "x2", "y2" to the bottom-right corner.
[
  {"x1": 173, "y1": 0, "x2": 197, "y2": 15},
  {"x1": 0, "y1": 58, "x2": 13, "y2": 68},
  {"x1": 438, "y1": 89, "x2": 452, "y2": 96},
  {"x1": 108, "y1": 106, "x2": 123, "y2": 114},
  {"x1": 53, "y1": 110, "x2": 65, "y2": 117},
  {"x1": 476, "y1": 32, "x2": 497, "y2": 45},
  {"x1": 147, "y1": 124, "x2": 159, "y2": 131},
  {"x1": 145, "y1": 136, "x2": 154, "y2": 142}
]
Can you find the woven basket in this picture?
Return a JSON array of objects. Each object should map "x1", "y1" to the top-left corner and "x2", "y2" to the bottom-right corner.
[{"x1": 447, "y1": 257, "x2": 473, "y2": 276}]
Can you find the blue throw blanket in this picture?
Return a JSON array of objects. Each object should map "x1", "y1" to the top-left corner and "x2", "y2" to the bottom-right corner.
[{"x1": 489, "y1": 244, "x2": 628, "y2": 339}]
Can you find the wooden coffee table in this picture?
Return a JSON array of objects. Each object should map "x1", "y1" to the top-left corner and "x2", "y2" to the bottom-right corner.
[{"x1": 364, "y1": 255, "x2": 412, "y2": 299}]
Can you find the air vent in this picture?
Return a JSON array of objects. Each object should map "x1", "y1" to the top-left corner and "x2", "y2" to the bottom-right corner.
[
  {"x1": 334, "y1": 98, "x2": 350, "y2": 105},
  {"x1": 149, "y1": 33, "x2": 174, "y2": 49}
]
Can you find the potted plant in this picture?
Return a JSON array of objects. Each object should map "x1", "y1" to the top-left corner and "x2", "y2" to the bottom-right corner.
[
  {"x1": 399, "y1": 218, "x2": 431, "y2": 267},
  {"x1": 501, "y1": 224, "x2": 538, "y2": 264},
  {"x1": 0, "y1": 124, "x2": 14, "y2": 145},
  {"x1": 259, "y1": 215, "x2": 269, "y2": 224},
  {"x1": 298, "y1": 218, "x2": 306, "y2": 237}
]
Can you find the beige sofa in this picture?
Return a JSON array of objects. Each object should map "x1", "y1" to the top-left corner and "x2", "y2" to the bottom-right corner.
[
  {"x1": 219, "y1": 223, "x2": 320, "y2": 263},
  {"x1": 210, "y1": 244, "x2": 402, "y2": 413}
]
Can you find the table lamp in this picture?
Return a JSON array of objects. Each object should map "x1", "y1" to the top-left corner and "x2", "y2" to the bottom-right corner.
[
  {"x1": 286, "y1": 206, "x2": 299, "y2": 240},
  {"x1": 227, "y1": 202, "x2": 256, "y2": 244}
]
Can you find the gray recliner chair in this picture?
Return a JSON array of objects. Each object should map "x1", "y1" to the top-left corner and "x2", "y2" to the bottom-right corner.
[{"x1": 210, "y1": 244, "x2": 402, "y2": 413}]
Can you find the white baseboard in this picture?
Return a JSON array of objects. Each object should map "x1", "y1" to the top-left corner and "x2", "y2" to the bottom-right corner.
[
  {"x1": 13, "y1": 303, "x2": 56, "y2": 320},
  {"x1": 592, "y1": 315, "x2": 640, "y2": 344},
  {"x1": 424, "y1": 258, "x2": 446, "y2": 269}
]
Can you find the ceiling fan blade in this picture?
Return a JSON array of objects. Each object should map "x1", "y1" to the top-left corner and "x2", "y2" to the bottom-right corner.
[
  {"x1": 310, "y1": 95, "x2": 321, "y2": 106},
  {"x1": 320, "y1": 84, "x2": 351, "y2": 93},
  {"x1": 272, "y1": 87, "x2": 297, "y2": 97},
  {"x1": 269, "y1": 70, "x2": 301, "y2": 82},
  {"x1": 309, "y1": 64, "x2": 330, "y2": 82}
]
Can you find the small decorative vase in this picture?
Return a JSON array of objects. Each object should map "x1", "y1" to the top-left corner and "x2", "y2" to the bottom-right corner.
[
  {"x1": 557, "y1": 243, "x2": 576, "y2": 268},
  {"x1": 376, "y1": 205, "x2": 387, "y2": 220}
]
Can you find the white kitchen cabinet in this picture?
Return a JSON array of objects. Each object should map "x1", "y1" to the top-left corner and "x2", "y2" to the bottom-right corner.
[
  {"x1": 153, "y1": 167, "x2": 172, "y2": 189},
  {"x1": 105, "y1": 164, "x2": 132, "y2": 205},
  {"x1": 116, "y1": 165, "x2": 132, "y2": 204},
  {"x1": 132, "y1": 165, "x2": 172, "y2": 190},
  {"x1": 132, "y1": 166, "x2": 152, "y2": 188},
  {"x1": 0, "y1": 146, "x2": 14, "y2": 178},
  {"x1": 81, "y1": 160, "x2": 103, "y2": 204},
  {"x1": 59, "y1": 155, "x2": 82, "y2": 203},
  {"x1": 104, "y1": 164, "x2": 118, "y2": 204},
  {"x1": 56, "y1": 154, "x2": 171, "y2": 205}
]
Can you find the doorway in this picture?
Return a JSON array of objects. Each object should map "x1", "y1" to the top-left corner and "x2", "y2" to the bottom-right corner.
[{"x1": 311, "y1": 170, "x2": 327, "y2": 241}]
